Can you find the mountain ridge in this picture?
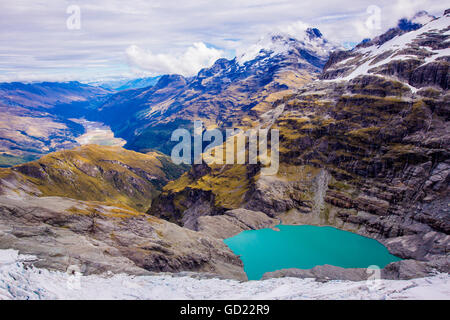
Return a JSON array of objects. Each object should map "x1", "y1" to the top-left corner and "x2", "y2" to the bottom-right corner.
[
  {"x1": 0, "y1": 144, "x2": 187, "y2": 211},
  {"x1": 95, "y1": 27, "x2": 338, "y2": 154}
]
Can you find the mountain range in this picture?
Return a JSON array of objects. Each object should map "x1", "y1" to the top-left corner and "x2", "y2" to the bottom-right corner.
[
  {"x1": 0, "y1": 81, "x2": 111, "y2": 167},
  {"x1": 89, "y1": 76, "x2": 162, "y2": 91},
  {"x1": 0, "y1": 9, "x2": 448, "y2": 282},
  {"x1": 93, "y1": 27, "x2": 338, "y2": 154}
]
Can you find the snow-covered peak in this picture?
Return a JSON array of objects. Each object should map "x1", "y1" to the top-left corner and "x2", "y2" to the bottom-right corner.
[
  {"x1": 236, "y1": 25, "x2": 339, "y2": 65},
  {"x1": 410, "y1": 11, "x2": 436, "y2": 26},
  {"x1": 323, "y1": 11, "x2": 449, "y2": 88},
  {"x1": 355, "y1": 13, "x2": 447, "y2": 56}
]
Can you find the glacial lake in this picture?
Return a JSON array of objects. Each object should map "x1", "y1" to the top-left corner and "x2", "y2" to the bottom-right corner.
[{"x1": 224, "y1": 225, "x2": 401, "y2": 280}]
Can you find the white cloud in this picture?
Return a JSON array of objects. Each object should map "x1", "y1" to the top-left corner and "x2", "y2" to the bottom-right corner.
[
  {"x1": 126, "y1": 42, "x2": 226, "y2": 77},
  {"x1": 278, "y1": 21, "x2": 310, "y2": 38},
  {"x1": 0, "y1": 0, "x2": 448, "y2": 82}
]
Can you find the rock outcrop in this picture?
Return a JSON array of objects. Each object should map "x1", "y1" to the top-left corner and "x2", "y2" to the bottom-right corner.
[
  {"x1": 0, "y1": 193, "x2": 246, "y2": 280},
  {"x1": 262, "y1": 259, "x2": 450, "y2": 281},
  {"x1": 195, "y1": 209, "x2": 279, "y2": 239}
]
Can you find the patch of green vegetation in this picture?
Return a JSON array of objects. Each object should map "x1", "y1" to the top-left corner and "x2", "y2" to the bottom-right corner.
[
  {"x1": 127, "y1": 119, "x2": 192, "y2": 155},
  {"x1": 347, "y1": 126, "x2": 380, "y2": 142},
  {"x1": 156, "y1": 154, "x2": 190, "y2": 180},
  {"x1": 329, "y1": 179, "x2": 352, "y2": 191}
]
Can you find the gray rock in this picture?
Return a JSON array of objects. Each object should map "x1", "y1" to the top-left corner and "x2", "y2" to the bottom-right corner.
[
  {"x1": 262, "y1": 259, "x2": 448, "y2": 282},
  {"x1": 196, "y1": 208, "x2": 279, "y2": 239},
  {"x1": 262, "y1": 265, "x2": 370, "y2": 282},
  {"x1": 382, "y1": 260, "x2": 430, "y2": 280},
  {"x1": 0, "y1": 194, "x2": 247, "y2": 281}
]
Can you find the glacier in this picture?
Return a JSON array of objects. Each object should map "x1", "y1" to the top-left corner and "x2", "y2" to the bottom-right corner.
[{"x1": 0, "y1": 249, "x2": 448, "y2": 300}]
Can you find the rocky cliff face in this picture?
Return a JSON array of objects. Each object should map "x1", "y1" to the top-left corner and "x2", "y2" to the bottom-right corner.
[{"x1": 151, "y1": 12, "x2": 450, "y2": 277}]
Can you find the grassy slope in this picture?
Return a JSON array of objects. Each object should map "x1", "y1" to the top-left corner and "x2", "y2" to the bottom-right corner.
[{"x1": 3, "y1": 145, "x2": 188, "y2": 211}]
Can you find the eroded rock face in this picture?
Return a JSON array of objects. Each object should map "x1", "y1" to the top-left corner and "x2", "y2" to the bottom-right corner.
[
  {"x1": 0, "y1": 194, "x2": 246, "y2": 280},
  {"x1": 196, "y1": 209, "x2": 279, "y2": 239}
]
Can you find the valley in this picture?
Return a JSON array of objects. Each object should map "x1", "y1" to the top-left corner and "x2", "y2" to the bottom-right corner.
[
  {"x1": 71, "y1": 119, "x2": 126, "y2": 147},
  {"x1": 0, "y1": 81, "x2": 112, "y2": 166}
]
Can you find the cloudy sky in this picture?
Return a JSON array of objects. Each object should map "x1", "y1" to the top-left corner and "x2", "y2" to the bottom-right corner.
[{"x1": 0, "y1": 0, "x2": 447, "y2": 82}]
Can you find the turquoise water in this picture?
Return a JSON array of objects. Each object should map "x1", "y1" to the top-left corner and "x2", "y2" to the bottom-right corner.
[{"x1": 224, "y1": 225, "x2": 401, "y2": 280}]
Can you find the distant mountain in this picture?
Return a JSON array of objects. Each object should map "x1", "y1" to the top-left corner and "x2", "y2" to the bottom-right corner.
[
  {"x1": 115, "y1": 76, "x2": 162, "y2": 91},
  {"x1": 0, "y1": 81, "x2": 111, "y2": 167},
  {"x1": 0, "y1": 81, "x2": 110, "y2": 109},
  {"x1": 322, "y1": 12, "x2": 447, "y2": 90},
  {"x1": 89, "y1": 76, "x2": 161, "y2": 91},
  {"x1": 237, "y1": 27, "x2": 335, "y2": 66},
  {"x1": 96, "y1": 28, "x2": 339, "y2": 154}
]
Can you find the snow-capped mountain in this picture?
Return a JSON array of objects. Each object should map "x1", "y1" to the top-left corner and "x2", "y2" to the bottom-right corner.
[
  {"x1": 322, "y1": 11, "x2": 449, "y2": 91},
  {"x1": 407, "y1": 11, "x2": 436, "y2": 27},
  {"x1": 153, "y1": 10, "x2": 450, "y2": 286},
  {"x1": 237, "y1": 27, "x2": 339, "y2": 68},
  {"x1": 96, "y1": 27, "x2": 337, "y2": 154},
  {"x1": 89, "y1": 76, "x2": 162, "y2": 91}
]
